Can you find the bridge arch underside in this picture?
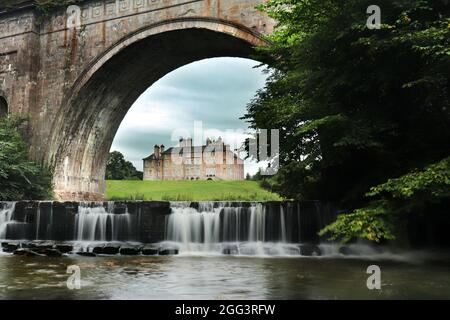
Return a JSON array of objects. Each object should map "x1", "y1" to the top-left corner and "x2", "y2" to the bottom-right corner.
[{"x1": 48, "y1": 25, "x2": 263, "y2": 201}]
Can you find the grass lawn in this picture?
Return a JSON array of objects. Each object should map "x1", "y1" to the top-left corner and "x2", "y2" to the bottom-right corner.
[{"x1": 106, "y1": 180, "x2": 283, "y2": 201}]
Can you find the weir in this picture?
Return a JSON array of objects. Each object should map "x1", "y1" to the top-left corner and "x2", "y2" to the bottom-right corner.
[
  {"x1": 1, "y1": 200, "x2": 445, "y2": 256},
  {"x1": 0, "y1": 201, "x2": 338, "y2": 256}
]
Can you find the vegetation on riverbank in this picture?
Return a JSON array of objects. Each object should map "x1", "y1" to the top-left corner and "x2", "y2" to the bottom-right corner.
[
  {"x1": 106, "y1": 180, "x2": 282, "y2": 201},
  {"x1": 0, "y1": 116, "x2": 53, "y2": 200},
  {"x1": 106, "y1": 151, "x2": 143, "y2": 181},
  {"x1": 247, "y1": 0, "x2": 450, "y2": 242}
]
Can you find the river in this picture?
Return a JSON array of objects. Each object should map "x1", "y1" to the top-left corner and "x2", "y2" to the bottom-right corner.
[
  {"x1": 1, "y1": 251, "x2": 450, "y2": 299},
  {"x1": 1, "y1": 201, "x2": 449, "y2": 300}
]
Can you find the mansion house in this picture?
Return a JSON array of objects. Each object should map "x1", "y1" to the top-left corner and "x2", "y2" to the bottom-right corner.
[{"x1": 143, "y1": 138, "x2": 245, "y2": 181}]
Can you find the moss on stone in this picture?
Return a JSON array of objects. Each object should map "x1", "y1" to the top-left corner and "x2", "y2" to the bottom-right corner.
[{"x1": 0, "y1": 0, "x2": 85, "y2": 12}]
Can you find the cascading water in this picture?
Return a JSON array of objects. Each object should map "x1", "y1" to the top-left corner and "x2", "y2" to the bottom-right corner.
[
  {"x1": 165, "y1": 202, "x2": 306, "y2": 255},
  {"x1": 74, "y1": 202, "x2": 133, "y2": 242},
  {"x1": 35, "y1": 202, "x2": 54, "y2": 240},
  {"x1": 0, "y1": 202, "x2": 16, "y2": 239},
  {"x1": 35, "y1": 206, "x2": 40, "y2": 240},
  {"x1": 0, "y1": 202, "x2": 30, "y2": 240},
  {"x1": 1, "y1": 200, "x2": 345, "y2": 257}
]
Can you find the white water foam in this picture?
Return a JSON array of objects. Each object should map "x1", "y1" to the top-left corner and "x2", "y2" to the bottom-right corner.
[
  {"x1": 75, "y1": 202, "x2": 132, "y2": 241},
  {"x1": 166, "y1": 202, "x2": 302, "y2": 256},
  {"x1": 0, "y1": 202, "x2": 16, "y2": 240}
]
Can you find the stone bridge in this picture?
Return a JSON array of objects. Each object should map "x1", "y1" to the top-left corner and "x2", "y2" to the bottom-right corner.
[{"x1": 0, "y1": 0, "x2": 274, "y2": 200}]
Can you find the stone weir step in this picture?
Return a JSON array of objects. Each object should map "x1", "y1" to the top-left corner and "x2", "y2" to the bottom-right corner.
[
  {"x1": 1, "y1": 241, "x2": 179, "y2": 257},
  {"x1": 1, "y1": 241, "x2": 329, "y2": 257}
]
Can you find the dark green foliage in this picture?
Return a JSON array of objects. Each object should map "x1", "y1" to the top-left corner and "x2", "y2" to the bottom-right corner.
[
  {"x1": 245, "y1": 0, "x2": 450, "y2": 242},
  {"x1": 0, "y1": 116, "x2": 53, "y2": 200},
  {"x1": 105, "y1": 151, "x2": 143, "y2": 181},
  {"x1": 320, "y1": 157, "x2": 450, "y2": 242}
]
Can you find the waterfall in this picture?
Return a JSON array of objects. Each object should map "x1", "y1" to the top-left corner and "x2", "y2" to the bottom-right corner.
[
  {"x1": 0, "y1": 202, "x2": 16, "y2": 239},
  {"x1": 35, "y1": 205, "x2": 41, "y2": 240},
  {"x1": 165, "y1": 202, "x2": 305, "y2": 255},
  {"x1": 74, "y1": 203, "x2": 132, "y2": 242},
  {"x1": 0, "y1": 201, "x2": 338, "y2": 255},
  {"x1": 280, "y1": 206, "x2": 287, "y2": 242}
]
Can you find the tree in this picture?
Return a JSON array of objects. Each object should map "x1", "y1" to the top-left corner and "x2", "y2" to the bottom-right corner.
[
  {"x1": 320, "y1": 157, "x2": 450, "y2": 242},
  {"x1": 105, "y1": 151, "x2": 142, "y2": 180},
  {"x1": 244, "y1": 0, "x2": 450, "y2": 242},
  {"x1": 0, "y1": 115, "x2": 53, "y2": 200}
]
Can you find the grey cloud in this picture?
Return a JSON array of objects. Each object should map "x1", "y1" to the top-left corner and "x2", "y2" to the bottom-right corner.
[{"x1": 111, "y1": 57, "x2": 268, "y2": 173}]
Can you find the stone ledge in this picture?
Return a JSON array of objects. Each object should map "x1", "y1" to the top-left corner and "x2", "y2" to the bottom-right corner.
[
  {"x1": 54, "y1": 190, "x2": 105, "y2": 202},
  {"x1": 0, "y1": 1, "x2": 86, "y2": 13}
]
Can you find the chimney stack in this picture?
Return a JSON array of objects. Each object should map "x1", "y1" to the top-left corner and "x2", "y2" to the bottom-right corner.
[
  {"x1": 154, "y1": 144, "x2": 161, "y2": 157},
  {"x1": 179, "y1": 137, "x2": 193, "y2": 147}
]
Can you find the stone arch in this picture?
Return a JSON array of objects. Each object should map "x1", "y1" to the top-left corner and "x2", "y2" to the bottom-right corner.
[
  {"x1": 47, "y1": 18, "x2": 268, "y2": 200},
  {"x1": 0, "y1": 96, "x2": 8, "y2": 117}
]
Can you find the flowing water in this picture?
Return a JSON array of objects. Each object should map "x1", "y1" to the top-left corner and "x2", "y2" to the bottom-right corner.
[
  {"x1": 1, "y1": 201, "x2": 449, "y2": 299},
  {"x1": 0, "y1": 203, "x2": 19, "y2": 240},
  {"x1": 1, "y1": 253, "x2": 450, "y2": 299},
  {"x1": 0, "y1": 201, "x2": 330, "y2": 255},
  {"x1": 75, "y1": 203, "x2": 133, "y2": 242},
  {"x1": 0, "y1": 203, "x2": 13, "y2": 239},
  {"x1": 164, "y1": 201, "x2": 318, "y2": 255}
]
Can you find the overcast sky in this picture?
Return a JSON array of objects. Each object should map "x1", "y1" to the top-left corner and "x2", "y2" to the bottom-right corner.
[{"x1": 110, "y1": 57, "x2": 269, "y2": 175}]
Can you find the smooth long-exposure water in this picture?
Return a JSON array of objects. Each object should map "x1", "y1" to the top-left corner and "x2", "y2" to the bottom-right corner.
[
  {"x1": 1, "y1": 201, "x2": 449, "y2": 299},
  {"x1": 1, "y1": 253, "x2": 449, "y2": 300}
]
